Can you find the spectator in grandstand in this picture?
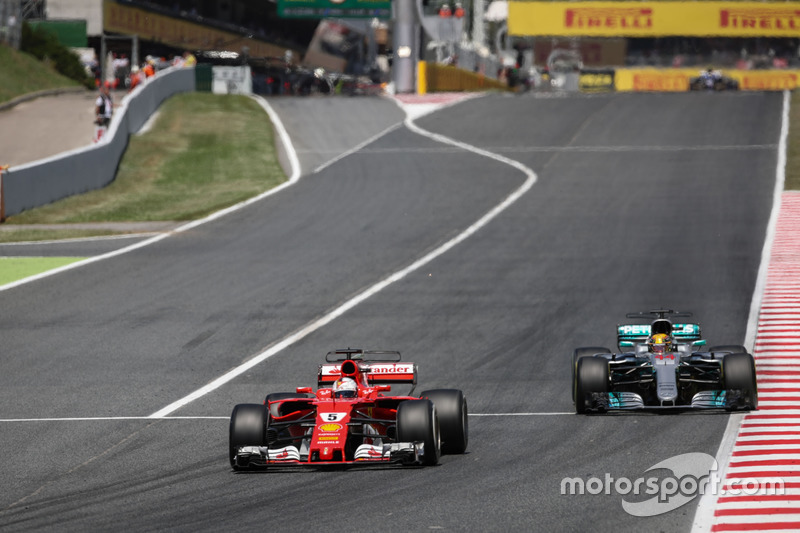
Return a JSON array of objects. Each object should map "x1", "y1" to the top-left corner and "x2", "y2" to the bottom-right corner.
[
  {"x1": 128, "y1": 65, "x2": 144, "y2": 91},
  {"x1": 182, "y1": 51, "x2": 196, "y2": 67},
  {"x1": 143, "y1": 58, "x2": 156, "y2": 78}
]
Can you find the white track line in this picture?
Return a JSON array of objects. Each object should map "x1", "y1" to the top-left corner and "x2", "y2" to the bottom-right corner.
[
  {"x1": 148, "y1": 96, "x2": 537, "y2": 418},
  {"x1": 0, "y1": 95, "x2": 299, "y2": 291},
  {"x1": 0, "y1": 412, "x2": 572, "y2": 423},
  {"x1": 692, "y1": 90, "x2": 792, "y2": 533},
  {"x1": 313, "y1": 122, "x2": 403, "y2": 174}
]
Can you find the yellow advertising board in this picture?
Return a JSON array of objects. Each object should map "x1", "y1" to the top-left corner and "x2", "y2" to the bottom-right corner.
[
  {"x1": 509, "y1": 2, "x2": 800, "y2": 37},
  {"x1": 613, "y1": 68, "x2": 800, "y2": 91},
  {"x1": 103, "y1": 0, "x2": 297, "y2": 58}
]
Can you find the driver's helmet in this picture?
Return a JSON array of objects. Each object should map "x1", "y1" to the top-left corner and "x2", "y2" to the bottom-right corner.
[
  {"x1": 648, "y1": 333, "x2": 672, "y2": 354},
  {"x1": 333, "y1": 377, "x2": 357, "y2": 398}
]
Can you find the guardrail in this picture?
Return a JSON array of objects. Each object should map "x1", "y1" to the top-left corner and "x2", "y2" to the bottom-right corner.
[{"x1": 1, "y1": 67, "x2": 195, "y2": 218}]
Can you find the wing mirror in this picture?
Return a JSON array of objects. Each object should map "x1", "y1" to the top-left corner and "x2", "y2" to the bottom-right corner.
[
  {"x1": 619, "y1": 341, "x2": 634, "y2": 347},
  {"x1": 296, "y1": 386, "x2": 313, "y2": 394},
  {"x1": 692, "y1": 340, "x2": 707, "y2": 346}
]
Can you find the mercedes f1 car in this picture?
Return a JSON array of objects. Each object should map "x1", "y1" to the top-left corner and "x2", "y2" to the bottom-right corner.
[
  {"x1": 229, "y1": 349, "x2": 468, "y2": 470},
  {"x1": 572, "y1": 310, "x2": 758, "y2": 413}
]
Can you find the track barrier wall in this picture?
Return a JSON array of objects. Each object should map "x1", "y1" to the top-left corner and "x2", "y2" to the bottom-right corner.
[
  {"x1": 421, "y1": 62, "x2": 512, "y2": 93},
  {"x1": 1, "y1": 67, "x2": 195, "y2": 218}
]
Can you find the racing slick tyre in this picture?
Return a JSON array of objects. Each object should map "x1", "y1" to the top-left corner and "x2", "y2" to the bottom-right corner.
[
  {"x1": 419, "y1": 389, "x2": 468, "y2": 454},
  {"x1": 575, "y1": 357, "x2": 609, "y2": 414},
  {"x1": 709, "y1": 345, "x2": 748, "y2": 357},
  {"x1": 264, "y1": 392, "x2": 313, "y2": 417},
  {"x1": 397, "y1": 399, "x2": 441, "y2": 466},
  {"x1": 229, "y1": 403, "x2": 267, "y2": 470},
  {"x1": 723, "y1": 352, "x2": 758, "y2": 410},
  {"x1": 572, "y1": 347, "x2": 611, "y2": 404}
]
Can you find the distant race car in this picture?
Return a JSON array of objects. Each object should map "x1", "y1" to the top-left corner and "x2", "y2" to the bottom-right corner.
[
  {"x1": 689, "y1": 69, "x2": 739, "y2": 91},
  {"x1": 572, "y1": 310, "x2": 757, "y2": 413},
  {"x1": 229, "y1": 349, "x2": 468, "y2": 470}
]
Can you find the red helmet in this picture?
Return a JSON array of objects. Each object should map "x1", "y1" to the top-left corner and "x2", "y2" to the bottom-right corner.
[{"x1": 333, "y1": 377, "x2": 357, "y2": 398}]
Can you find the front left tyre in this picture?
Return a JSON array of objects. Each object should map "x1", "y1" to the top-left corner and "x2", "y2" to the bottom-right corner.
[
  {"x1": 397, "y1": 399, "x2": 441, "y2": 466},
  {"x1": 723, "y1": 352, "x2": 758, "y2": 410}
]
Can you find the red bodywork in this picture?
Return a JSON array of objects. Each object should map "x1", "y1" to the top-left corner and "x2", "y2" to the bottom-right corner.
[{"x1": 262, "y1": 355, "x2": 420, "y2": 466}]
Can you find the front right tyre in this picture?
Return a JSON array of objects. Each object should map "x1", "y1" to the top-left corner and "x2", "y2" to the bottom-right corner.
[
  {"x1": 229, "y1": 403, "x2": 267, "y2": 470},
  {"x1": 574, "y1": 357, "x2": 609, "y2": 414},
  {"x1": 572, "y1": 347, "x2": 611, "y2": 404}
]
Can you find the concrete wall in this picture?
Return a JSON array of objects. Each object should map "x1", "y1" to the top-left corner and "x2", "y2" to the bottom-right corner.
[
  {"x1": 46, "y1": 0, "x2": 104, "y2": 36},
  {"x1": 2, "y1": 67, "x2": 195, "y2": 218}
]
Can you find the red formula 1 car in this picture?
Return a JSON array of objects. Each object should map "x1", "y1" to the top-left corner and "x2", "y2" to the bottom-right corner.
[{"x1": 229, "y1": 349, "x2": 468, "y2": 470}]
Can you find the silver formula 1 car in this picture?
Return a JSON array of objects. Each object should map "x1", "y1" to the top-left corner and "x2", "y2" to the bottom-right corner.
[{"x1": 572, "y1": 310, "x2": 758, "y2": 413}]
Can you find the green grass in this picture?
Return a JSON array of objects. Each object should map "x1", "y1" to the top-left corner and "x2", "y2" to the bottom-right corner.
[
  {"x1": 0, "y1": 257, "x2": 86, "y2": 285},
  {"x1": 5, "y1": 92, "x2": 286, "y2": 226},
  {"x1": 0, "y1": 43, "x2": 81, "y2": 104},
  {"x1": 786, "y1": 91, "x2": 800, "y2": 191}
]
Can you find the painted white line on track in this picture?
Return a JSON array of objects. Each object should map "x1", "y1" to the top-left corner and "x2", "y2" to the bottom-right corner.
[
  {"x1": 148, "y1": 94, "x2": 538, "y2": 419},
  {"x1": 470, "y1": 412, "x2": 574, "y2": 416},
  {"x1": 0, "y1": 412, "x2": 568, "y2": 422},
  {"x1": 0, "y1": 232, "x2": 163, "y2": 246},
  {"x1": 0, "y1": 95, "x2": 301, "y2": 292},
  {"x1": 692, "y1": 90, "x2": 792, "y2": 533},
  {"x1": 313, "y1": 122, "x2": 403, "y2": 174},
  {"x1": 0, "y1": 417, "x2": 229, "y2": 422}
]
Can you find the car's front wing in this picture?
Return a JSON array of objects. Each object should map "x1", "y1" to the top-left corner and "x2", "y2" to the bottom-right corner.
[
  {"x1": 233, "y1": 442, "x2": 426, "y2": 468},
  {"x1": 584, "y1": 390, "x2": 752, "y2": 412}
]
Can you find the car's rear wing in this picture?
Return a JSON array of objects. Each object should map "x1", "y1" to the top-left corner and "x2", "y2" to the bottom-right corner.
[
  {"x1": 317, "y1": 361, "x2": 418, "y2": 387},
  {"x1": 617, "y1": 323, "x2": 703, "y2": 349}
]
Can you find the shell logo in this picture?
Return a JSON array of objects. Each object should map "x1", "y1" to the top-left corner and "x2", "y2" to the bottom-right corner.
[{"x1": 319, "y1": 423, "x2": 343, "y2": 432}]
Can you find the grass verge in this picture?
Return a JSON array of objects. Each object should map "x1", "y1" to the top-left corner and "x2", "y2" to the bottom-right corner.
[
  {"x1": 0, "y1": 44, "x2": 81, "y2": 104},
  {"x1": 0, "y1": 257, "x2": 86, "y2": 285}
]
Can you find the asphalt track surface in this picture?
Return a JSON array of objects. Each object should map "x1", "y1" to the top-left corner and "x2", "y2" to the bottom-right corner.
[{"x1": 0, "y1": 91, "x2": 783, "y2": 532}]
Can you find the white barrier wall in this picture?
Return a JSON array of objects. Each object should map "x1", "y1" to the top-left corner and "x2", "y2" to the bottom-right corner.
[{"x1": 2, "y1": 67, "x2": 195, "y2": 217}]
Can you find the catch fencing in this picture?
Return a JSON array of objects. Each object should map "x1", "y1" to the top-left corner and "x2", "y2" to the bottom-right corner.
[{"x1": 1, "y1": 66, "x2": 195, "y2": 218}]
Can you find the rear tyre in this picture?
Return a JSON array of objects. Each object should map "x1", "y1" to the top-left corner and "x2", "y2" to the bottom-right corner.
[
  {"x1": 575, "y1": 357, "x2": 609, "y2": 414},
  {"x1": 723, "y1": 352, "x2": 758, "y2": 410},
  {"x1": 397, "y1": 399, "x2": 441, "y2": 466},
  {"x1": 419, "y1": 389, "x2": 468, "y2": 454},
  {"x1": 229, "y1": 403, "x2": 267, "y2": 470},
  {"x1": 572, "y1": 347, "x2": 611, "y2": 404},
  {"x1": 709, "y1": 345, "x2": 748, "y2": 356}
]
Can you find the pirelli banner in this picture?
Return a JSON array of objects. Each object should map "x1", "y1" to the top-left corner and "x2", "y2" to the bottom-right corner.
[
  {"x1": 509, "y1": 1, "x2": 800, "y2": 37},
  {"x1": 612, "y1": 69, "x2": 800, "y2": 91}
]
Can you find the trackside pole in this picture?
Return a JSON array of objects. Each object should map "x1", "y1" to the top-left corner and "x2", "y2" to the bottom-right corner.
[
  {"x1": 393, "y1": 0, "x2": 419, "y2": 93},
  {"x1": 0, "y1": 164, "x2": 7, "y2": 222}
]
